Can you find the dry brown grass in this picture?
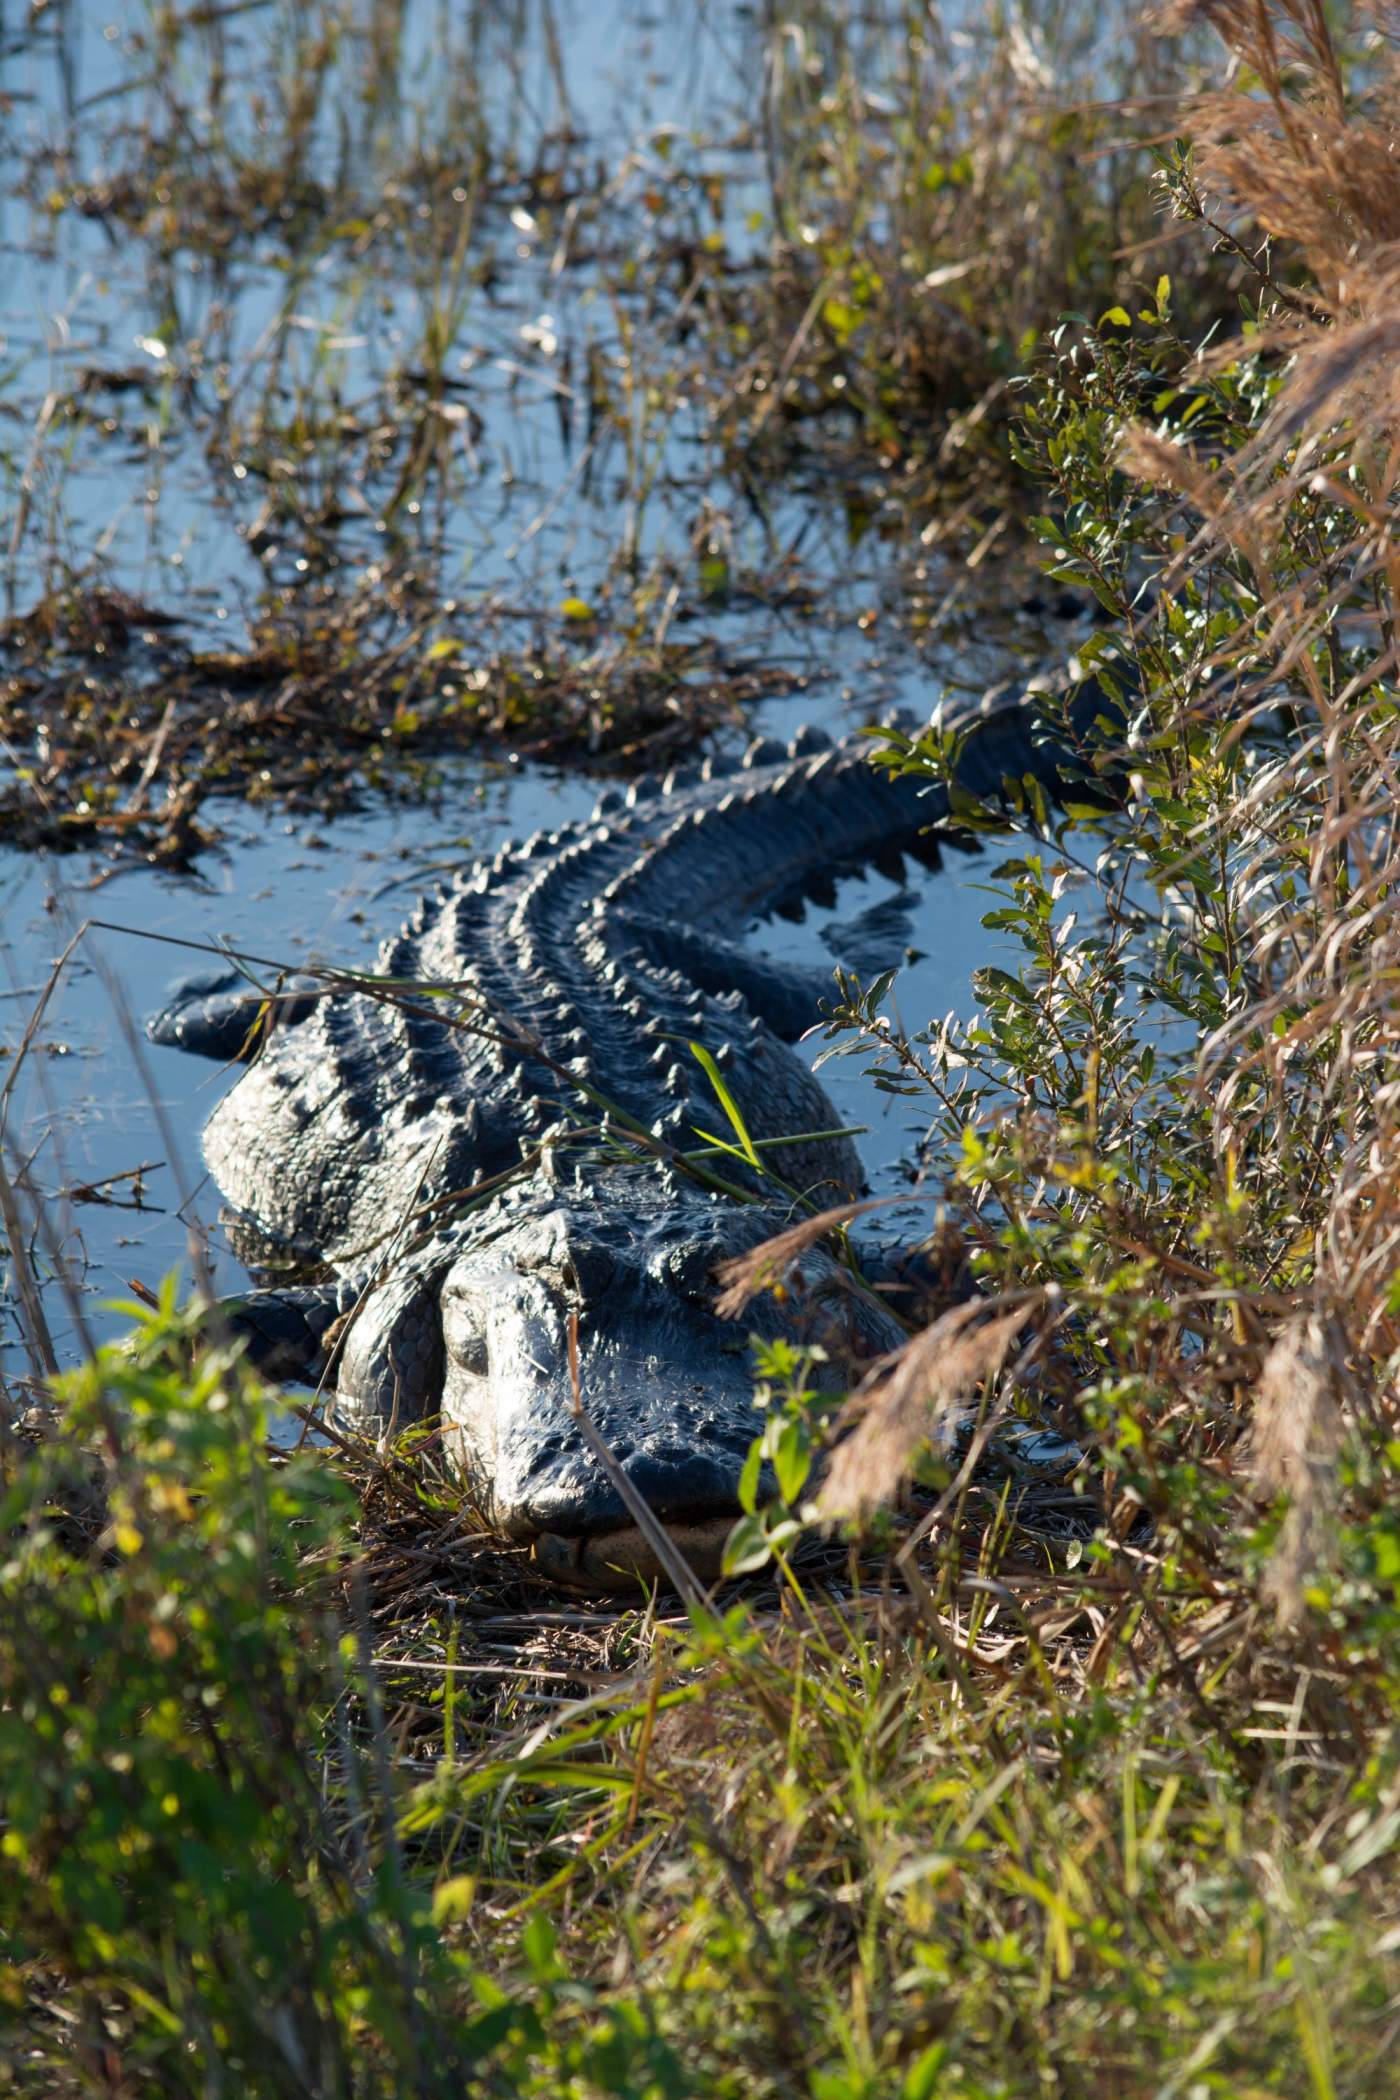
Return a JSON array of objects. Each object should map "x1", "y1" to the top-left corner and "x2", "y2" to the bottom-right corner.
[
  {"x1": 815, "y1": 1295, "x2": 1042, "y2": 1522},
  {"x1": 1141, "y1": 5, "x2": 1400, "y2": 1423}
]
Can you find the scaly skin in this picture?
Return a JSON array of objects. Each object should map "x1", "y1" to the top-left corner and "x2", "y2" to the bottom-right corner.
[{"x1": 153, "y1": 701, "x2": 1085, "y2": 1568}]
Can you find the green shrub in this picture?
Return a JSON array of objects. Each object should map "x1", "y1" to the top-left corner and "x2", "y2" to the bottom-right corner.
[{"x1": 0, "y1": 1289, "x2": 680, "y2": 2099}]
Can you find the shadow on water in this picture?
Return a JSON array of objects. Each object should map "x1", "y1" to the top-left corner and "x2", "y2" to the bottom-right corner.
[{"x1": 0, "y1": 1, "x2": 1108, "y2": 1383}]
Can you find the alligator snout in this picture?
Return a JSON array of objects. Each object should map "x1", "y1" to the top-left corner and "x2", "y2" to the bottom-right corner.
[
  {"x1": 435, "y1": 1205, "x2": 870, "y2": 1566},
  {"x1": 444, "y1": 1330, "x2": 763, "y2": 1545}
]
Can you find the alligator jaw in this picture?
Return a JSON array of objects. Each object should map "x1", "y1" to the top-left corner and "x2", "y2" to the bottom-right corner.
[
  {"x1": 531, "y1": 1516, "x2": 735, "y2": 1592},
  {"x1": 440, "y1": 1335, "x2": 767, "y2": 1551}
]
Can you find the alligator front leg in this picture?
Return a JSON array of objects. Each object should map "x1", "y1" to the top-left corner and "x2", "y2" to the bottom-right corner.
[
  {"x1": 219, "y1": 1281, "x2": 360, "y2": 1382},
  {"x1": 330, "y1": 1264, "x2": 447, "y2": 1437},
  {"x1": 148, "y1": 968, "x2": 320, "y2": 1062}
]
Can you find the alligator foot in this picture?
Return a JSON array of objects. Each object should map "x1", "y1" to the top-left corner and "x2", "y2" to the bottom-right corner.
[
  {"x1": 148, "y1": 968, "x2": 321, "y2": 1062},
  {"x1": 220, "y1": 1282, "x2": 357, "y2": 1383}
]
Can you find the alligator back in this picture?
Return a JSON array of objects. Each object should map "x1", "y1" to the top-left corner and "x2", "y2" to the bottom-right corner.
[{"x1": 202, "y1": 720, "x2": 1026, "y2": 1269}]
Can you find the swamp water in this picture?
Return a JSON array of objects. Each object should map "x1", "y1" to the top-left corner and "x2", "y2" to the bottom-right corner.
[{"x1": 0, "y1": 0, "x2": 1100, "y2": 1386}]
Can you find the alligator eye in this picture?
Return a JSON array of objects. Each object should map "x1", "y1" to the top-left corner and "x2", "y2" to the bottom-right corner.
[
  {"x1": 451, "y1": 1327, "x2": 489, "y2": 1378},
  {"x1": 554, "y1": 1247, "x2": 619, "y2": 1298},
  {"x1": 663, "y1": 1244, "x2": 721, "y2": 1301}
]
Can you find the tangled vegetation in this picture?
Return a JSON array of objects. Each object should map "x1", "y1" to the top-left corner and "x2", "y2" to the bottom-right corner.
[
  {"x1": 4, "y1": 2, "x2": 1400, "y2": 2096},
  {"x1": 0, "y1": 0, "x2": 1214, "y2": 856}
]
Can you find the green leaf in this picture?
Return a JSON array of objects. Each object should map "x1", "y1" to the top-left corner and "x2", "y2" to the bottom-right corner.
[
  {"x1": 521, "y1": 1911, "x2": 563, "y2": 1980},
  {"x1": 431, "y1": 1874, "x2": 477, "y2": 1925},
  {"x1": 1099, "y1": 306, "x2": 1132, "y2": 329},
  {"x1": 974, "y1": 966, "x2": 1037, "y2": 1009},
  {"x1": 772, "y1": 1420, "x2": 810, "y2": 1505},
  {"x1": 722, "y1": 1513, "x2": 773, "y2": 1577},
  {"x1": 902, "y1": 2043, "x2": 950, "y2": 2100},
  {"x1": 689, "y1": 1042, "x2": 760, "y2": 1168}
]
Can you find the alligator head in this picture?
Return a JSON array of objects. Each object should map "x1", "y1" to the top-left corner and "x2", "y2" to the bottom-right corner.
[{"x1": 434, "y1": 1180, "x2": 905, "y2": 1583}]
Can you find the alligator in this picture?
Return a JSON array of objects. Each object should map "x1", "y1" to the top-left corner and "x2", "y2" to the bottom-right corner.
[{"x1": 152, "y1": 697, "x2": 1094, "y2": 1580}]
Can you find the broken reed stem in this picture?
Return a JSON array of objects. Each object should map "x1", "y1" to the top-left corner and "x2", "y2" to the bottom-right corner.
[{"x1": 0, "y1": 1145, "x2": 58, "y2": 1383}]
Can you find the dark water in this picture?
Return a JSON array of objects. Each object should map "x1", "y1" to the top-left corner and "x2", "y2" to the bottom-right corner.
[{"x1": 0, "y1": 1, "x2": 1099, "y2": 1384}]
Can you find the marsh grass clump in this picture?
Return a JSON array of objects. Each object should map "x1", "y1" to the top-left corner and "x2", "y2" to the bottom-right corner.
[
  {"x1": 695, "y1": 1, "x2": 1235, "y2": 508},
  {"x1": 0, "y1": 578, "x2": 794, "y2": 856},
  {"x1": 823, "y1": 0, "x2": 1400, "y2": 1600}
]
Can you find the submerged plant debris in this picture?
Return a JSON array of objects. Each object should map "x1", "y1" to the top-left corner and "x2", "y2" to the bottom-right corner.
[
  {"x1": 0, "y1": 581, "x2": 798, "y2": 857},
  {"x1": 0, "y1": 0, "x2": 1219, "y2": 856}
]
